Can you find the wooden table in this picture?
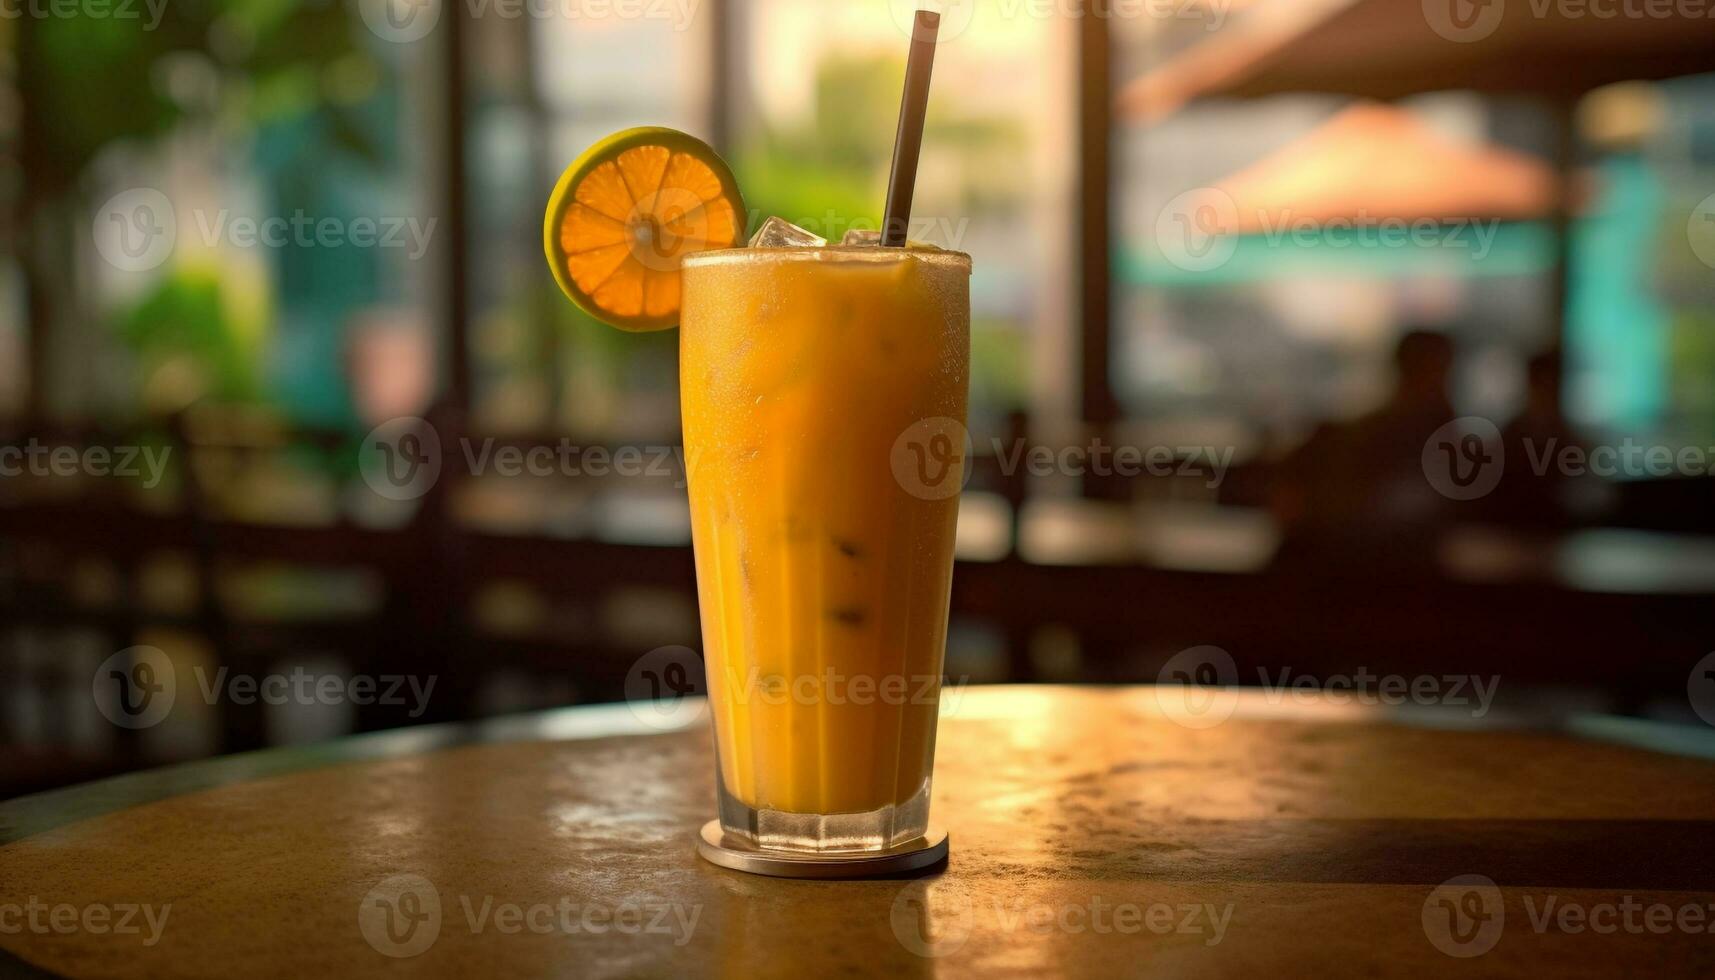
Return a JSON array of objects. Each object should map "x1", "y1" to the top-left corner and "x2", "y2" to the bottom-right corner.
[{"x1": 3, "y1": 687, "x2": 1714, "y2": 978}]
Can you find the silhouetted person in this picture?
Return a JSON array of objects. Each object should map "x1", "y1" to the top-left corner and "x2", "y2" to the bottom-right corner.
[
  {"x1": 1271, "y1": 330, "x2": 1458, "y2": 572},
  {"x1": 1486, "y1": 352, "x2": 1585, "y2": 529}
]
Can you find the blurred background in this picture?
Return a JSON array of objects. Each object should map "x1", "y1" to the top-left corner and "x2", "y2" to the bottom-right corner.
[{"x1": 2, "y1": 0, "x2": 1713, "y2": 797}]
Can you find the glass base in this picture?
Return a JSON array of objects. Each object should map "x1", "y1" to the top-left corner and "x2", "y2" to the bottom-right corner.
[
  {"x1": 717, "y1": 779, "x2": 932, "y2": 853},
  {"x1": 697, "y1": 820, "x2": 949, "y2": 878}
]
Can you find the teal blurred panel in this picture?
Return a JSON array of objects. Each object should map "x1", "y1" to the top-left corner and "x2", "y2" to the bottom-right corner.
[
  {"x1": 1566, "y1": 154, "x2": 1669, "y2": 435},
  {"x1": 253, "y1": 90, "x2": 405, "y2": 430},
  {"x1": 1118, "y1": 221, "x2": 1557, "y2": 287}
]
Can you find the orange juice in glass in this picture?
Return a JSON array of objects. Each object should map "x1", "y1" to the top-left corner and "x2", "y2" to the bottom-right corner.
[{"x1": 680, "y1": 243, "x2": 970, "y2": 852}]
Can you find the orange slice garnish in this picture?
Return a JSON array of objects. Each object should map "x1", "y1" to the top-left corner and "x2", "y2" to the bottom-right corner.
[{"x1": 544, "y1": 127, "x2": 747, "y2": 331}]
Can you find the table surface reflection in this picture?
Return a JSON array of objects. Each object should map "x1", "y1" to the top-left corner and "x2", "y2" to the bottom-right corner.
[{"x1": 2, "y1": 687, "x2": 1714, "y2": 978}]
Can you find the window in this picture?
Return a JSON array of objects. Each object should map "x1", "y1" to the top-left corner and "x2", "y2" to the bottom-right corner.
[
  {"x1": 469, "y1": 1, "x2": 1077, "y2": 443},
  {"x1": 0, "y1": 21, "x2": 16, "y2": 419},
  {"x1": 1113, "y1": 27, "x2": 1560, "y2": 452},
  {"x1": 1567, "y1": 74, "x2": 1715, "y2": 450},
  {"x1": 21, "y1": 6, "x2": 433, "y2": 428},
  {"x1": 466, "y1": 6, "x2": 712, "y2": 439}
]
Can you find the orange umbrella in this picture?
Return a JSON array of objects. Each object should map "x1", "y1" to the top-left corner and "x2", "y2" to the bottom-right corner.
[
  {"x1": 1120, "y1": 0, "x2": 1715, "y2": 123},
  {"x1": 1196, "y1": 102, "x2": 1561, "y2": 233}
]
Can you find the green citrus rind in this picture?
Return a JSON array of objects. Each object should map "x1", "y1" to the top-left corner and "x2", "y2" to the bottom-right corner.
[{"x1": 543, "y1": 126, "x2": 748, "y2": 332}]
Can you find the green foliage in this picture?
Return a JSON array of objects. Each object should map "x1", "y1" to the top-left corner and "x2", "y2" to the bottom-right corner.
[
  {"x1": 27, "y1": 18, "x2": 175, "y2": 187},
  {"x1": 1669, "y1": 309, "x2": 1715, "y2": 437},
  {"x1": 22, "y1": 0, "x2": 371, "y2": 192},
  {"x1": 722, "y1": 53, "x2": 1034, "y2": 420},
  {"x1": 810, "y1": 56, "x2": 908, "y2": 171},
  {"x1": 971, "y1": 317, "x2": 1027, "y2": 415},
  {"x1": 116, "y1": 266, "x2": 263, "y2": 404},
  {"x1": 730, "y1": 53, "x2": 1027, "y2": 243},
  {"x1": 19, "y1": 0, "x2": 386, "y2": 420},
  {"x1": 733, "y1": 134, "x2": 878, "y2": 240}
]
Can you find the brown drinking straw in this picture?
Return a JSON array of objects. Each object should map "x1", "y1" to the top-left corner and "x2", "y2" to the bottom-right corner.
[{"x1": 882, "y1": 7, "x2": 942, "y2": 247}]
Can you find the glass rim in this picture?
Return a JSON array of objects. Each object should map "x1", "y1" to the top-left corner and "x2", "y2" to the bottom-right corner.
[{"x1": 681, "y1": 244, "x2": 971, "y2": 272}]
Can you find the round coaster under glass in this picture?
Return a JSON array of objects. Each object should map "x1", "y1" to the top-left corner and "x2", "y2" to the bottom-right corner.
[{"x1": 696, "y1": 821, "x2": 949, "y2": 879}]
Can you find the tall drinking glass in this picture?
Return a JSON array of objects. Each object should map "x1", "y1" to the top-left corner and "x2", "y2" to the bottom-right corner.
[{"x1": 680, "y1": 244, "x2": 970, "y2": 852}]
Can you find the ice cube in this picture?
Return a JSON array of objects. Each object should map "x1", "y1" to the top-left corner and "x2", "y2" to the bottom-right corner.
[
  {"x1": 841, "y1": 228, "x2": 943, "y2": 249},
  {"x1": 749, "y1": 216, "x2": 826, "y2": 248}
]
